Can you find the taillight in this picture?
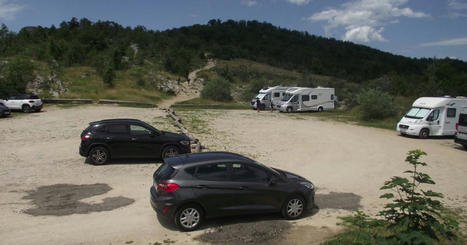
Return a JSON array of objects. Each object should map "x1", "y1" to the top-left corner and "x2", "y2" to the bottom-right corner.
[
  {"x1": 28, "y1": 100, "x2": 34, "y2": 103},
  {"x1": 81, "y1": 135, "x2": 90, "y2": 140},
  {"x1": 157, "y1": 183, "x2": 179, "y2": 192},
  {"x1": 455, "y1": 123, "x2": 458, "y2": 135}
]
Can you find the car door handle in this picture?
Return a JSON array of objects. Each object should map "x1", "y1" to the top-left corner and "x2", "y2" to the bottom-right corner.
[
  {"x1": 239, "y1": 186, "x2": 248, "y2": 190},
  {"x1": 131, "y1": 137, "x2": 136, "y2": 141},
  {"x1": 105, "y1": 137, "x2": 112, "y2": 140},
  {"x1": 196, "y1": 185, "x2": 207, "y2": 189}
]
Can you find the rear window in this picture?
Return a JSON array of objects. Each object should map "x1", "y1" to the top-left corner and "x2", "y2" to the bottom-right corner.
[
  {"x1": 28, "y1": 94, "x2": 39, "y2": 99},
  {"x1": 155, "y1": 164, "x2": 176, "y2": 180},
  {"x1": 459, "y1": 114, "x2": 467, "y2": 127}
]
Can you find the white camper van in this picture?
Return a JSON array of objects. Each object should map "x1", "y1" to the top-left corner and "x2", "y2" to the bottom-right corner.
[
  {"x1": 454, "y1": 108, "x2": 467, "y2": 150},
  {"x1": 278, "y1": 87, "x2": 335, "y2": 113},
  {"x1": 397, "y1": 97, "x2": 467, "y2": 138},
  {"x1": 250, "y1": 86, "x2": 289, "y2": 110}
]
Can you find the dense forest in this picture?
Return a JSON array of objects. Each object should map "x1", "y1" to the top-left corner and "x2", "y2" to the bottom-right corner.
[{"x1": 1, "y1": 18, "x2": 466, "y2": 97}]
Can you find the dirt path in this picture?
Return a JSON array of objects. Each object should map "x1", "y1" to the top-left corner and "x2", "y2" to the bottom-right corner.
[
  {"x1": 157, "y1": 60, "x2": 216, "y2": 109},
  {"x1": 0, "y1": 106, "x2": 465, "y2": 245}
]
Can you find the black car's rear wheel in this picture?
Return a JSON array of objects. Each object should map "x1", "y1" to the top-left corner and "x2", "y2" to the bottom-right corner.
[
  {"x1": 89, "y1": 146, "x2": 109, "y2": 165},
  {"x1": 162, "y1": 145, "x2": 180, "y2": 159},
  {"x1": 175, "y1": 205, "x2": 203, "y2": 231},
  {"x1": 282, "y1": 195, "x2": 305, "y2": 219},
  {"x1": 22, "y1": 104, "x2": 31, "y2": 113}
]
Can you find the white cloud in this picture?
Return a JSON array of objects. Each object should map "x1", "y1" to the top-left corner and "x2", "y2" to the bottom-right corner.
[
  {"x1": 241, "y1": 0, "x2": 257, "y2": 7},
  {"x1": 307, "y1": 0, "x2": 428, "y2": 43},
  {"x1": 343, "y1": 26, "x2": 387, "y2": 42},
  {"x1": 420, "y1": 37, "x2": 467, "y2": 47},
  {"x1": 447, "y1": 0, "x2": 467, "y2": 18},
  {"x1": 286, "y1": 0, "x2": 311, "y2": 5},
  {"x1": 448, "y1": 0, "x2": 467, "y2": 10},
  {"x1": 0, "y1": 0, "x2": 24, "y2": 20}
]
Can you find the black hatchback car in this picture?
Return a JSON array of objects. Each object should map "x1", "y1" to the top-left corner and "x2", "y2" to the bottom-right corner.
[
  {"x1": 0, "y1": 103, "x2": 10, "y2": 117},
  {"x1": 79, "y1": 119, "x2": 191, "y2": 164},
  {"x1": 150, "y1": 152, "x2": 315, "y2": 231}
]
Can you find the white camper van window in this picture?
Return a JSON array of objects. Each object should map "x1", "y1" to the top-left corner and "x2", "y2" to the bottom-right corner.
[
  {"x1": 427, "y1": 109, "x2": 439, "y2": 121},
  {"x1": 263, "y1": 94, "x2": 271, "y2": 101},
  {"x1": 274, "y1": 92, "x2": 280, "y2": 97},
  {"x1": 311, "y1": 95, "x2": 317, "y2": 100},
  {"x1": 282, "y1": 93, "x2": 293, "y2": 101},
  {"x1": 302, "y1": 95, "x2": 310, "y2": 101},
  {"x1": 405, "y1": 108, "x2": 430, "y2": 119},
  {"x1": 291, "y1": 95, "x2": 299, "y2": 103}
]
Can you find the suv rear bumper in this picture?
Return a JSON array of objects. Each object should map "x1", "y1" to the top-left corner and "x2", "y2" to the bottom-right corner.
[{"x1": 455, "y1": 136, "x2": 467, "y2": 145}]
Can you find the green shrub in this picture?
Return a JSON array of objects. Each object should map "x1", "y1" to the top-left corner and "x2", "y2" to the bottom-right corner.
[
  {"x1": 324, "y1": 150, "x2": 460, "y2": 245},
  {"x1": 0, "y1": 57, "x2": 35, "y2": 96},
  {"x1": 201, "y1": 78, "x2": 232, "y2": 102},
  {"x1": 358, "y1": 89, "x2": 396, "y2": 120}
]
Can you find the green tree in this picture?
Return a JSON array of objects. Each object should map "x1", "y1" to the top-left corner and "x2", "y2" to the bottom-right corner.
[
  {"x1": 358, "y1": 89, "x2": 396, "y2": 120},
  {"x1": 201, "y1": 78, "x2": 232, "y2": 102},
  {"x1": 103, "y1": 66, "x2": 115, "y2": 87},
  {"x1": 0, "y1": 58, "x2": 35, "y2": 96}
]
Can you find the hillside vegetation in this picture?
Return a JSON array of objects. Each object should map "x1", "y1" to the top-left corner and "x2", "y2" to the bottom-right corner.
[{"x1": 1, "y1": 18, "x2": 466, "y2": 103}]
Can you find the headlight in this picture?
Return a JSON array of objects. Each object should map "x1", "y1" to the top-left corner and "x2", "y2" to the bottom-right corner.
[
  {"x1": 300, "y1": 181, "x2": 314, "y2": 189},
  {"x1": 180, "y1": 140, "x2": 190, "y2": 146}
]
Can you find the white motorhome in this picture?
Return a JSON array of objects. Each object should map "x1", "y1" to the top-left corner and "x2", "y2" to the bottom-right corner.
[
  {"x1": 250, "y1": 86, "x2": 289, "y2": 110},
  {"x1": 397, "y1": 97, "x2": 467, "y2": 138},
  {"x1": 277, "y1": 87, "x2": 335, "y2": 113},
  {"x1": 454, "y1": 108, "x2": 467, "y2": 150}
]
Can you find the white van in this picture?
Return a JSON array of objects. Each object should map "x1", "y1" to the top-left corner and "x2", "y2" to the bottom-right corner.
[
  {"x1": 250, "y1": 86, "x2": 289, "y2": 110},
  {"x1": 454, "y1": 108, "x2": 467, "y2": 150},
  {"x1": 397, "y1": 97, "x2": 467, "y2": 138},
  {"x1": 278, "y1": 87, "x2": 335, "y2": 113}
]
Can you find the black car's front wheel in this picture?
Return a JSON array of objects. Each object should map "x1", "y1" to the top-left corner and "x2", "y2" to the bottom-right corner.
[
  {"x1": 175, "y1": 205, "x2": 203, "y2": 231},
  {"x1": 162, "y1": 145, "x2": 180, "y2": 159},
  {"x1": 282, "y1": 195, "x2": 305, "y2": 220},
  {"x1": 88, "y1": 146, "x2": 109, "y2": 165}
]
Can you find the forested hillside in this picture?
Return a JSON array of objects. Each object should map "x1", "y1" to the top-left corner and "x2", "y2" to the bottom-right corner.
[{"x1": 1, "y1": 18, "x2": 466, "y2": 98}]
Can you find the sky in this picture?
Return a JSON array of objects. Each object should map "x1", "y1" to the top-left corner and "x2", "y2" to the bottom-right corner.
[{"x1": 1, "y1": 0, "x2": 467, "y2": 61}]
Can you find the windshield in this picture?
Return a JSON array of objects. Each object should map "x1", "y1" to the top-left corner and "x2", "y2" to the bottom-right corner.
[
  {"x1": 255, "y1": 93, "x2": 266, "y2": 100},
  {"x1": 405, "y1": 107, "x2": 431, "y2": 119},
  {"x1": 281, "y1": 93, "x2": 293, "y2": 101}
]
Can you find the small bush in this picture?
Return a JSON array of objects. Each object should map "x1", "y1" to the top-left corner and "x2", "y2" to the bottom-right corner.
[
  {"x1": 201, "y1": 78, "x2": 232, "y2": 102},
  {"x1": 358, "y1": 89, "x2": 396, "y2": 120}
]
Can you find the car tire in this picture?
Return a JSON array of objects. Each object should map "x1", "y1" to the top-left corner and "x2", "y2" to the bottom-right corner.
[
  {"x1": 88, "y1": 146, "x2": 109, "y2": 165},
  {"x1": 419, "y1": 128, "x2": 429, "y2": 139},
  {"x1": 174, "y1": 204, "x2": 203, "y2": 231},
  {"x1": 282, "y1": 195, "x2": 305, "y2": 220},
  {"x1": 286, "y1": 107, "x2": 293, "y2": 113},
  {"x1": 463, "y1": 144, "x2": 467, "y2": 150},
  {"x1": 317, "y1": 107, "x2": 323, "y2": 112},
  {"x1": 162, "y1": 145, "x2": 180, "y2": 159},
  {"x1": 22, "y1": 104, "x2": 31, "y2": 113}
]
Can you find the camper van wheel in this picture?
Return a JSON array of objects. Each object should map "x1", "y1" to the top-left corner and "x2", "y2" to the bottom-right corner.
[
  {"x1": 286, "y1": 107, "x2": 293, "y2": 113},
  {"x1": 318, "y1": 107, "x2": 323, "y2": 112},
  {"x1": 419, "y1": 128, "x2": 429, "y2": 139}
]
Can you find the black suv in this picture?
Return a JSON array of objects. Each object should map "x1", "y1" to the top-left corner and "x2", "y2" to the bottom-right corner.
[
  {"x1": 79, "y1": 119, "x2": 191, "y2": 164},
  {"x1": 150, "y1": 152, "x2": 315, "y2": 231}
]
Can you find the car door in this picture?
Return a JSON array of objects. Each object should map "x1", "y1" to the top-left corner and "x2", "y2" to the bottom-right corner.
[
  {"x1": 191, "y1": 162, "x2": 246, "y2": 217},
  {"x1": 105, "y1": 124, "x2": 131, "y2": 158},
  {"x1": 444, "y1": 108, "x2": 458, "y2": 135},
  {"x1": 5, "y1": 96, "x2": 17, "y2": 109},
  {"x1": 129, "y1": 124, "x2": 162, "y2": 158},
  {"x1": 426, "y1": 108, "x2": 442, "y2": 135},
  {"x1": 230, "y1": 162, "x2": 284, "y2": 213}
]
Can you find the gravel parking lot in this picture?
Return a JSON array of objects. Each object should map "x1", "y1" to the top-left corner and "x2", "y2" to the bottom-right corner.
[{"x1": 0, "y1": 105, "x2": 465, "y2": 245}]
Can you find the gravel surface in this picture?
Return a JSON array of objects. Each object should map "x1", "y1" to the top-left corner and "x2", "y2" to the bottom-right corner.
[{"x1": 0, "y1": 106, "x2": 465, "y2": 245}]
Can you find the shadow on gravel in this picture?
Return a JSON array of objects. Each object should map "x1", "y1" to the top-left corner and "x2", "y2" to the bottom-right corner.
[
  {"x1": 85, "y1": 158, "x2": 163, "y2": 165},
  {"x1": 315, "y1": 192, "x2": 362, "y2": 210},
  {"x1": 22, "y1": 183, "x2": 134, "y2": 216}
]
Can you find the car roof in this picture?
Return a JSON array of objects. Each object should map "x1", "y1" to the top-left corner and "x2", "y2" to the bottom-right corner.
[
  {"x1": 90, "y1": 118, "x2": 145, "y2": 125},
  {"x1": 165, "y1": 152, "x2": 256, "y2": 168}
]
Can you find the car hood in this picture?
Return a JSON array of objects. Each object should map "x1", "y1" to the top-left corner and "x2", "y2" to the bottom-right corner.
[
  {"x1": 273, "y1": 168, "x2": 308, "y2": 182},
  {"x1": 162, "y1": 131, "x2": 190, "y2": 141}
]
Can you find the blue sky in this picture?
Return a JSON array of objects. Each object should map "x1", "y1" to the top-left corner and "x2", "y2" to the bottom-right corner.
[{"x1": 1, "y1": 0, "x2": 467, "y2": 61}]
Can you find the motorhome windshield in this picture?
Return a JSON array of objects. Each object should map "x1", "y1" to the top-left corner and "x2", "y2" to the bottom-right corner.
[
  {"x1": 255, "y1": 93, "x2": 266, "y2": 100},
  {"x1": 281, "y1": 93, "x2": 293, "y2": 101},
  {"x1": 405, "y1": 107, "x2": 431, "y2": 119}
]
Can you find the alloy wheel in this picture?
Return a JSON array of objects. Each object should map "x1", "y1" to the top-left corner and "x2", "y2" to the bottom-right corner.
[
  {"x1": 164, "y1": 147, "x2": 179, "y2": 158},
  {"x1": 91, "y1": 149, "x2": 107, "y2": 164},
  {"x1": 179, "y1": 208, "x2": 200, "y2": 229},
  {"x1": 286, "y1": 198, "x2": 303, "y2": 218}
]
